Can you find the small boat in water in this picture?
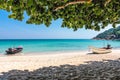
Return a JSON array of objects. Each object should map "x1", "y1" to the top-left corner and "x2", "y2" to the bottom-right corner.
[
  {"x1": 6, "y1": 46, "x2": 23, "y2": 55},
  {"x1": 89, "y1": 46, "x2": 112, "y2": 54}
]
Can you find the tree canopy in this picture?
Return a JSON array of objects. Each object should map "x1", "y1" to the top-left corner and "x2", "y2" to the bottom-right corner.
[{"x1": 0, "y1": 0, "x2": 120, "y2": 31}]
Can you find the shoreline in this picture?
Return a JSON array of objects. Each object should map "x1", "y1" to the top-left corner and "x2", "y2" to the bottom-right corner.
[
  {"x1": 0, "y1": 50, "x2": 88, "y2": 57},
  {"x1": 0, "y1": 49, "x2": 120, "y2": 73},
  {"x1": 1, "y1": 47, "x2": 120, "y2": 55}
]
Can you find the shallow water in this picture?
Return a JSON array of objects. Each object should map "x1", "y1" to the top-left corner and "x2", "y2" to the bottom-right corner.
[{"x1": 0, "y1": 39, "x2": 120, "y2": 54}]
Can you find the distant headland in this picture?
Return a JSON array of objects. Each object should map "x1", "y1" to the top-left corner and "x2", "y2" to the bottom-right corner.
[{"x1": 93, "y1": 26, "x2": 120, "y2": 40}]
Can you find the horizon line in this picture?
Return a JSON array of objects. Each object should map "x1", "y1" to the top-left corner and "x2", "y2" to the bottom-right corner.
[{"x1": 0, "y1": 38, "x2": 92, "y2": 40}]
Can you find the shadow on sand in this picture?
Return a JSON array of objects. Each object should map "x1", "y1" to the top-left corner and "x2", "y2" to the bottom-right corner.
[{"x1": 1, "y1": 59, "x2": 120, "y2": 80}]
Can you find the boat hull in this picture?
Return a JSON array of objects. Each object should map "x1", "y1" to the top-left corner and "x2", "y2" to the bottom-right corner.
[
  {"x1": 89, "y1": 46, "x2": 112, "y2": 54},
  {"x1": 6, "y1": 48, "x2": 23, "y2": 55}
]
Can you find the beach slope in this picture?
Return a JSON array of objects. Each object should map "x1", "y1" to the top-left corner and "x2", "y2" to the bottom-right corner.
[{"x1": 0, "y1": 50, "x2": 120, "y2": 73}]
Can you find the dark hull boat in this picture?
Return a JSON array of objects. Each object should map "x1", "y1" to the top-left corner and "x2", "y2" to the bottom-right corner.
[{"x1": 6, "y1": 47, "x2": 23, "y2": 55}]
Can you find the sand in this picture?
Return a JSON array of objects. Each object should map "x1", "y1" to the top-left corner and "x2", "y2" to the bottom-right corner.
[{"x1": 0, "y1": 49, "x2": 120, "y2": 73}]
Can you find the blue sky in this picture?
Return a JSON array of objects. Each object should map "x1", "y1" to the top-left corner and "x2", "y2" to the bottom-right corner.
[{"x1": 0, "y1": 10, "x2": 115, "y2": 39}]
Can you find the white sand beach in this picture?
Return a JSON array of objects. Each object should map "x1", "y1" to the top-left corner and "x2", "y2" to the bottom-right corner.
[{"x1": 0, "y1": 49, "x2": 120, "y2": 73}]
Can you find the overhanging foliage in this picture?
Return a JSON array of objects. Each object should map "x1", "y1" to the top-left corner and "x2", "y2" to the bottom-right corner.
[{"x1": 0, "y1": 0, "x2": 120, "y2": 31}]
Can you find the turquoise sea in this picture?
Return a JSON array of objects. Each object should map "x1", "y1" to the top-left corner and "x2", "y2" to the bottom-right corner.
[{"x1": 0, "y1": 39, "x2": 120, "y2": 54}]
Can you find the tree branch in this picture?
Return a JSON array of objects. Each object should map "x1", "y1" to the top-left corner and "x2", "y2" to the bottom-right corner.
[
  {"x1": 54, "y1": 0, "x2": 92, "y2": 11},
  {"x1": 104, "y1": 0, "x2": 111, "y2": 6}
]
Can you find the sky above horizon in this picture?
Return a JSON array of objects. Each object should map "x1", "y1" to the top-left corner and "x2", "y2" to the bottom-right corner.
[{"x1": 0, "y1": 10, "x2": 118, "y2": 39}]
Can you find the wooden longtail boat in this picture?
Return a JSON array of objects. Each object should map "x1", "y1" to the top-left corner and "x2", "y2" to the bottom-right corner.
[
  {"x1": 89, "y1": 46, "x2": 112, "y2": 54},
  {"x1": 6, "y1": 47, "x2": 23, "y2": 55}
]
